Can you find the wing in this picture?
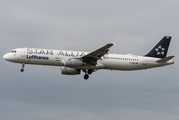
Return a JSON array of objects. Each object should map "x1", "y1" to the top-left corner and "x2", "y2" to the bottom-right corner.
[{"x1": 82, "y1": 43, "x2": 114, "y2": 65}]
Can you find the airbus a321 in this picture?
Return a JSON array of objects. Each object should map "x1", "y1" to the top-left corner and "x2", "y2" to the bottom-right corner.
[{"x1": 3, "y1": 36, "x2": 175, "y2": 80}]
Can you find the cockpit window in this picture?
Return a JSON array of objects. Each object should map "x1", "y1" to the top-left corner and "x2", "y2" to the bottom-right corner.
[{"x1": 11, "y1": 50, "x2": 16, "y2": 53}]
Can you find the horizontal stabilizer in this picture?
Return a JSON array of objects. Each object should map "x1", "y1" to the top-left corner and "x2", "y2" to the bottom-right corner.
[{"x1": 156, "y1": 56, "x2": 175, "y2": 63}]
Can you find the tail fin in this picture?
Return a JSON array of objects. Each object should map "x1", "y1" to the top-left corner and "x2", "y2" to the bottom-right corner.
[{"x1": 145, "y1": 36, "x2": 171, "y2": 58}]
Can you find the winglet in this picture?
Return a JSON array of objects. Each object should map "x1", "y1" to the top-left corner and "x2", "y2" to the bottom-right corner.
[{"x1": 156, "y1": 56, "x2": 175, "y2": 63}]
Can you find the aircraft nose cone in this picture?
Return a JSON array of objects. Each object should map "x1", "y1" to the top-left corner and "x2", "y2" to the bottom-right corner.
[{"x1": 3, "y1": 54, "x2": 9, "y2": 60}]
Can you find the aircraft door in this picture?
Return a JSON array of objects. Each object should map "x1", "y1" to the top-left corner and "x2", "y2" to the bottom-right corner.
[
  {"x1": 21, "y1": 49, "x2": 26, "y2": 57},
  {"x1": 55, "y1": 53, "x2": 60, "y2": 61}
]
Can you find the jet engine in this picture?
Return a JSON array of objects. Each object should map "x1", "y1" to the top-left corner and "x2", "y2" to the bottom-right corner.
[
  {"x1": 61, "y1": 67, "x2": 81, "y2": 75},
  {"x1": 62, "y1": 58, "x2": 85, "y2": 67}
]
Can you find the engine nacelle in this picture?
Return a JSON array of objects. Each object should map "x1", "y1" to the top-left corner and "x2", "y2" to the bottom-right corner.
[
  {"x1": 61, "y1": 67, "x2": 81, "y2": 75},
  {"x1": 62, "y1": 58, "x2": 85, "y2": 67}
]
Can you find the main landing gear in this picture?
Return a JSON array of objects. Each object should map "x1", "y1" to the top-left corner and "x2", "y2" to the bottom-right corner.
[
  {"x1": 84, "y1": 74, "x2": 89, "y2": 80},
  {"x1": 83, "y1": 69, "x2": 93, "y2": 80},
  {"x1": 21, "y1": 63, "x2": 25, "y2": 72}
]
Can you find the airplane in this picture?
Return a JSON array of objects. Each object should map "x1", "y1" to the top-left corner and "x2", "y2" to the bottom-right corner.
[{"x1": 3, "y1": 36, "x2": 175, "y2": 80}]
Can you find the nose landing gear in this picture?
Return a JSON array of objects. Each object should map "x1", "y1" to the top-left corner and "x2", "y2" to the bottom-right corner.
[{"x1": 21, "y1": 63, "x2": 25, "y2": 72}]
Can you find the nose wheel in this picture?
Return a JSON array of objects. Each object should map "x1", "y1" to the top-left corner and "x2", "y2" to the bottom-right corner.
[
  {"x1": 21, "y1": 68, "x2": 24, "y2": 72},
  {"x1": 20, "y1": 63, "x2": 25, "y2": 72}
]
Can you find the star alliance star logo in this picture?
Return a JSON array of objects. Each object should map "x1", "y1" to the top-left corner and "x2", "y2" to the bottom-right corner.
[{"x1": 155, "y1": 45, "x2": 165, "y2": 55}]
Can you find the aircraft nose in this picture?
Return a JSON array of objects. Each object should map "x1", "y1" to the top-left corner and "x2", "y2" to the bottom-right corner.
[{"x1": 3, "y1": 53, "x2": 10, "y2": 61}]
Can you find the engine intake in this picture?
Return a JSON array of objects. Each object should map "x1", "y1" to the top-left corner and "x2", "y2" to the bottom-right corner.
[{"x1": 61, "y1": 67, "x2": 81, "y2": 75}]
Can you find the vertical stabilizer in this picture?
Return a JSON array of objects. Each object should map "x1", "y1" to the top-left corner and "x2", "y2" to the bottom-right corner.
[{"x1": 145, "y1": 36, "x2": 171, "y2": 58}]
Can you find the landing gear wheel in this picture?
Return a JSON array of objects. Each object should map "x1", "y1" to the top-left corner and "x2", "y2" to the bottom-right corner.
[
  {"x1": 87, "y1": 69, "x2": 93, "y2": 74},
  {"x1": 21, "y1": 68, "x2": 24, "y2": 72},
  {"x1": 20, "y1": 63, "x2": 25, "y2": 72},
  {"x1": 84, "y1": 74, "x2": 89, "y2": 80}
]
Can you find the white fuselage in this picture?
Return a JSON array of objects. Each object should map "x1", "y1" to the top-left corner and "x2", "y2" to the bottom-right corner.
[{"x1": 3, "y1": 48, "x2": 174, "y2": 71}]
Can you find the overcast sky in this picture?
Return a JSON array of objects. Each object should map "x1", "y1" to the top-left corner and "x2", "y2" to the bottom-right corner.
[{"x1": 0, "y1": 0, "x2": 179, "y2": 120}]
